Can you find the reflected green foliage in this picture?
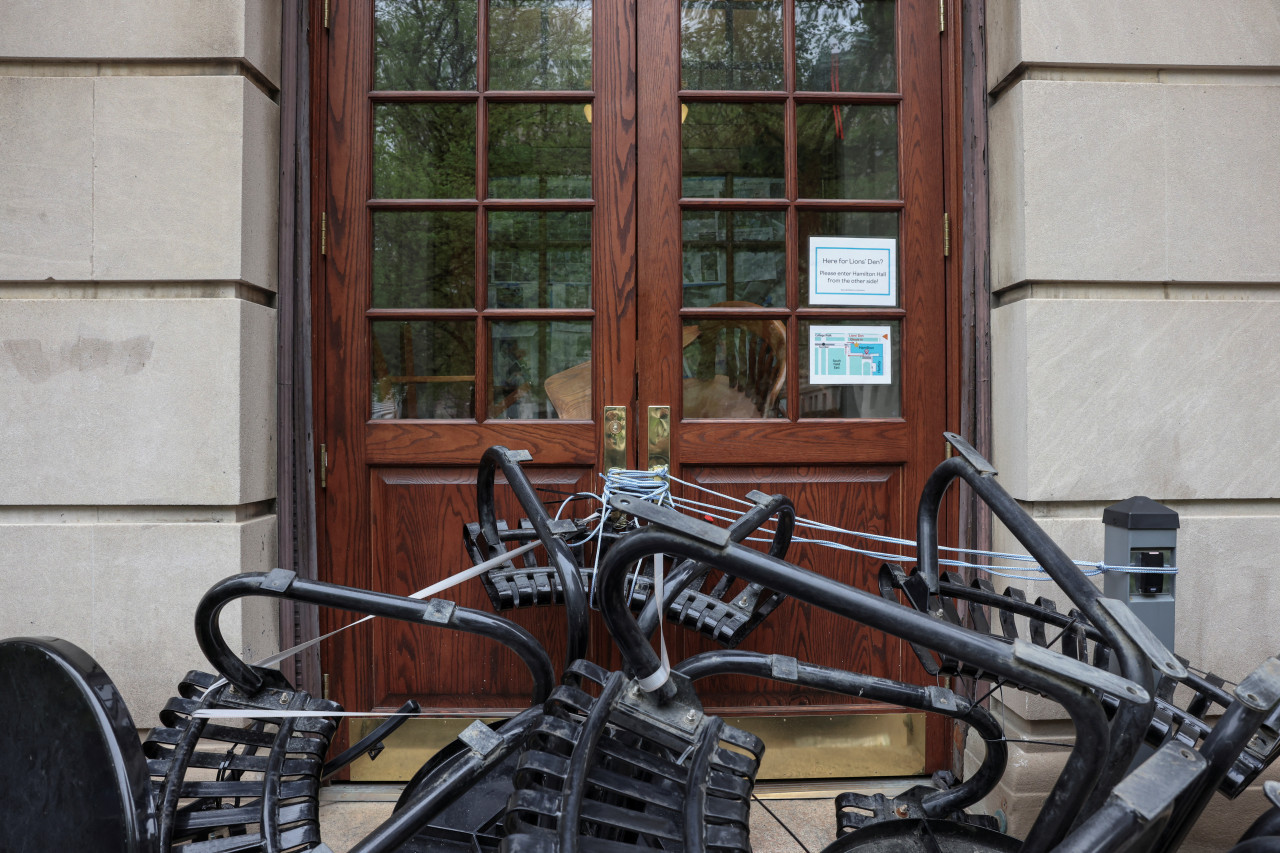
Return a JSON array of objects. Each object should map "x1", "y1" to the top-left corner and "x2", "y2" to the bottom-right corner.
[
  {"x1": 489, "y1": 211, "x2": 592, "y2": 308},
  {"x1": 488, "y1": 103, "x2": 591, "y2": 198},
  {"x1": 374, "y1": 103, "x2": 476, "y2": 199},
  {"x1": 373, "y1": 211, "x2": 475, "y2": 309},
  {"x1": 799, "y1": 319, "x2": 900, "y2": 418},
  {"x1": 491, "y1": 320, "x2": 591, "y2": 419},
  {"x1": 682, "y1": 103, "x2": 784, "y2": 198},
  {"x1": 682, "y1": 210, "x2": 784, "y2": 307},
  {"x1": 489, "y1": 0, "x2": 591, "y2": 90},
  {"x1": 681, "y1": 0, "x2": 783, "y2": 90},
  {"x1": 799, "y1": 211, "x2": 898, "y2": 307},
  {"x1": 795, "y1": 0, "x2": 895, "y2": 93},
  {"x1": 371, "y1": 320, "x2": 476, "y2": 419},
  {"x1": 375, "y1": 0, "x2": 478, "y2": 90},
  {"x1": 796, "y1": 104, "x2": 897, "y2": 199}
]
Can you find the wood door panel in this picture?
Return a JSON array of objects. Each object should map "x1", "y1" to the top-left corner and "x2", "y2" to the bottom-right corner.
[
  {"x1": 677, "y1": 421, "x2": 909, "y2": 465},
  {"x1": 368, "y1": 465, "x2": 593, "y2": 711},
  {"x1": 366, "y1": 423, "x2": 597, "y2": 466},
  {"x1": 671, "y1": 465, "x2": 905, "y2": 712}
]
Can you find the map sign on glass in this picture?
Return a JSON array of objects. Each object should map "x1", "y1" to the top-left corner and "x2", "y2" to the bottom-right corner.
[{"x1": 809, "y1": 326, "x2": 892, "y2": 385}]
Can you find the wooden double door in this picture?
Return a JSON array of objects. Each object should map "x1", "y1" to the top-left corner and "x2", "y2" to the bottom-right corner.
[{"x1": 317, "y1": 0, "x2": 952, "y2": 769}]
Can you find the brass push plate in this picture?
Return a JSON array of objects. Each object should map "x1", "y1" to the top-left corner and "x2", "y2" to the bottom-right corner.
[
  {"x1": 646, "y1": 405, "x2": 671, "y2": 471},
  {"x1": 603, "y1": 406, "x2": 626, "y2": 471}
]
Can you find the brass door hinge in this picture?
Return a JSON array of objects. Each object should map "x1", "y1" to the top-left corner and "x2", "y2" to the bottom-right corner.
[
  {"x1": 939, "y1": 0, "x2": 945, "y2": 32},
  {"x1": 323, "y1": 0, "x2": 330, "y2": 29},
  {"x1": 319, "y1": 443, "x2": 328, "y2": 489},
  {"x1": 943, "y1": 212, "x2": 951, "y2": 257},
  {"x1": 320, "y1": 212, "x2": 327, "y2": 256},
  {"x1": 323, "y1": 673, "x2": 330, "y2": 700}
]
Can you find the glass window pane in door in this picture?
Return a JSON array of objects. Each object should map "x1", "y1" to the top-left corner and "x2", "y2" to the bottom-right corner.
[
  {"x1": 488, "y1": 103, "x2": 591, "y2": 198},
  {"x1": 794, "y1": 0, "x2": 896, "y2": 93},
  {"x1": 490, "y1": 320, "x2": 592, "y2": 419},
  {"x1": 799, "y1": 319, "x2": 900, "y2": 418},
  {"x1": 683, "y1": 316, "x2": 787, "y2": 418},
  {"x1": 373, "y1": 211, "x2": 475, "y2": 308},
  {"x1": 681, "y1": 0, "x2": 784, "y2": 90},
  {"x1": 371, "y1": 320, "x2": 476, "y2": 419},
  {"x1": 375, "y1": 0, "x2": 478, "y2": 91},
  {"x1": 488, "y1": 0, "x2": 592, "y2": 90},
  {"x1": 796, "y1": 104, "x2": 897, "y2": 199},
  {"x1": 799, "y1": 211, "x2": 897, "y2": 308},
  {"x1": 682, "y1": 210, "x2": 784, "y2": 307},
  {"x1": 682, "y1": 102, "x2": 784, "y2": 198},
  {"x1": 488, "y1": 211, "x2": 592, "y2": 308},
  {"x1": 374, "y1": 103, "x2": 477, "y2": 198}
]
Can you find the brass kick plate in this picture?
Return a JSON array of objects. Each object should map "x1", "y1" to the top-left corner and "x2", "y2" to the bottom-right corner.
[{"x1": 346, "y1": 712, "x2": 926, "y2": 782}]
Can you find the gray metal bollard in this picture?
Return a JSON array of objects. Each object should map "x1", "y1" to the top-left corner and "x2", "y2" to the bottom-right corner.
[{"x1": 1102, "y1": 495, "x2": 1178, "y2": 653}]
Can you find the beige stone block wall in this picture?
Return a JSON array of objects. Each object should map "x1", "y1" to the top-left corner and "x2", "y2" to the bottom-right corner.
[
  {"x1": 991, "y1": 298, "x2": 1280, "y2": 501},
  {"x1": 0, "y1": 3, "x2": 280, "y2": 716},
  {"x1": 0, "y1": 515, "x2": 277, "y2": 717},
  {"x1": 989, "y1": 79, "x2": 1280, "y2": 292},
  {"x1": 0, "y1": 0, "x2": 281, "y2": 85},
  {"x1": 0, "y1": 299, "x2": 275, "y2": 506},
  {"x1": 0, "y1": 73, "x2": 278, "y2": 288},
  {"x1": 984, "y1": 2, "x2": 1280, "y2": 845},
  {"x1": 0, "y1": 77, "x2": 94, "y2": 279},
  {"x1": 987, "y1": 0, "x2": 1280, "y2": 91}
]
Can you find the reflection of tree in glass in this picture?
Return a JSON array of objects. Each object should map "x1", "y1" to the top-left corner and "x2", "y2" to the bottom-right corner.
[
  {"x1": 796, "y1": 104, "x2": 897, "y2": 199},
  {"x1": 375, "y1": 0, "x2": 478, "y2": 91},
  {"x1": 681, "y1": 0, "x2": 784, "y2": 90},
  {"x1": 681, "y1": 103, "x2": 785, "y2": 198},
  {"x1": 488, "y1": 104, "x2": 591, "y2": 199},
  {"x1": 373, "y1": 212, "x2": 474, "y2": 309},
  {"x1": 794, "y1": 0, "x2": 895, "y2": 93},
  {"x1": 374, "y1": 103, "x2": 476, "y2": 199},
  {"x1": 489, "y1": 0, "x2": 591, "y2": 90}
]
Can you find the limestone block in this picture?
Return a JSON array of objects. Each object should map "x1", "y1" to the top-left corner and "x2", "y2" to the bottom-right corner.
[
  {"x1": 989, "y1": 79, "x2": 1280, "y2": 290},
  {"x1": 93, "y1": 76, "x2": 279, "y2": 290},
  {"x1": 0, "y1": 77, "x2": 94, "y2": 281},
  {"x1": 992, "y1": 298, "x2": 1280, "y2": 501},
  {"x1": 1165, "y1": 84, "x2": 1280, "y2": 283},
  {"x1": 987, "y1": 0, "x2": 1280, "y2": 88},
  {"x1": 0, "y1": 0, "x2": 281, "y2": 85},
  {"x1": 987, "y1": 86, "x2": 1026, "y2": 300},
  {"x1": 0, "y1": 298, "x2": 276, "y2": 505},
  {"x1": 0, "y1": 516, "x2": 278, "y2": 718},
  {"x1": 989, "y1": 80, "x2": 1167, "y2": 291}
]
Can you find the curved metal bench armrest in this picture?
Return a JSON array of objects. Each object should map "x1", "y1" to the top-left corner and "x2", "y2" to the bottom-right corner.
[
  {"x1": 478, "y1": 446, "x2": 589, "y2": 663},
  {"x1": 194, "y1": 570, "x2": 555, "y2": 707}
]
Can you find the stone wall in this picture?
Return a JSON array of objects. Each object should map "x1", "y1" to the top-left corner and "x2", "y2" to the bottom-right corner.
[
  {"x1": 981, "y1": 1, "x2": 1280, "y2": 847},
  {"x1": 0, "y1": 0, "x2": 281, "y2": 714}
]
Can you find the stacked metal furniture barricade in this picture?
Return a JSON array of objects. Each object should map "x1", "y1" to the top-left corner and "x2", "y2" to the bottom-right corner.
[{"x1": 6, "y1": 435, "x2": 1280, "y2": 852}]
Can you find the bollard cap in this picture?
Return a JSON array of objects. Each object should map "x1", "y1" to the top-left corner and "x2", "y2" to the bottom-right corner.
[{"x1": 1102, "y1": 496, "x2": 1179, "y2": 530}]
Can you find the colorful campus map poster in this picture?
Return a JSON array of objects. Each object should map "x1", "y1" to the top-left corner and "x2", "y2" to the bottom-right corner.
[{"x1": 809, "y1": 326, "x2": 892, "y2": 385}]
